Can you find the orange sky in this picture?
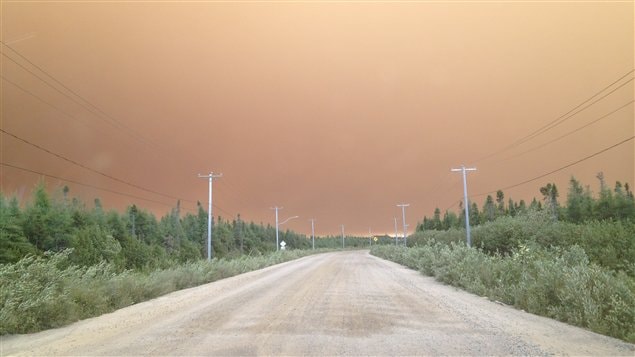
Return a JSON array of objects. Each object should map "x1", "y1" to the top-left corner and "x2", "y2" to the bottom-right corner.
[{"x1": 1, "y1": 2, "x2": 633, "y2": 236}]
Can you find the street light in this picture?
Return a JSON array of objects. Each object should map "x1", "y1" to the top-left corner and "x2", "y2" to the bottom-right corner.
[
  {"x1": 279, "y1": 215, "x2": 299, "y2": 225},
  {"x1": 278, "y1": 215, "x2": 299, "y2": 251},
  {"x1": 271, "y1": 206, "x2": 299, "y2": 251}
]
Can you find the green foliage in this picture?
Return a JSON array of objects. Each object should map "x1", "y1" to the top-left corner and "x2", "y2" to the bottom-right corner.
[
  {"x1": 22, "y1": 183, "x2": 73, "y2": 252},
  {"x1": 0, "y1": 249, "x2": 329, "y2": 335},
  {"x1": 0, "y1": 195, "x2": 36, "y2": 264},
  {"x1": 566, "y1": 177, "x2": 594, "y2": 223},
  {"x1": 540, "y1": 183, "x2": 560, "y2": 220},
  {"x1": 411, "y1": 210, "x2": 635, "y2": 276},
  {"x1": 1, "y1": 184, "x2": 319, "y2": 269},
  {"x1": 371, "y1": 244, "x2": 635, "y2": 343},
  {"x1": 417, "y1": 176, "x2": 635, "y2": 233}
]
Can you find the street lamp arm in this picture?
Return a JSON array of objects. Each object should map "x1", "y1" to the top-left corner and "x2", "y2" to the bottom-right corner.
[{"x1": 279, "y1": 215, "x2": 299, "y2": 225}]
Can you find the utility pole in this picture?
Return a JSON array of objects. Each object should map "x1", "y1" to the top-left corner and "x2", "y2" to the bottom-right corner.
[
  {"x1": 198, "y1": 172, "x2": 222, "y2": 261},
  {"x1": 237, "y1": 213, "x2": 244, "y2": 254},
  {"x1": 130, "y1": 205, "x2": 136, "y2": 238},
  {"x1": 397, "y1": 204, "x2": 409, "y2": 247},
  {"x1": 309, "y1": 218, "x2": 316, "y2": 250},
  {"x1": 271, "y1": 206, "x2": 282, "y2": 251},
  {"x1": 369, "y1": 227, "x2": 372, "y2": 247},
  {"x1": 451, "y1": 165, "x2": 477, "y2": 247},
  {"x1": 394, "y1": 217, "x2": 398, "y2": 246},
  {"x1": 341, "y1": 224, "x2": 345, "y2": 249},
  {"x1": 271, "y1": 208, "x2": 298, "y2": 251}
]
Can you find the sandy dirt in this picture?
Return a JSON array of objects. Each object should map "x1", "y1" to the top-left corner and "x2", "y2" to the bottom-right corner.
[{"x1": 2, "y1": 250, "x2": 634, "y2": 356}]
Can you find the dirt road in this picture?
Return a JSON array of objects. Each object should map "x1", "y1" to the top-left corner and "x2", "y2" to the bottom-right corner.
[{"x1": 2, "y1": 251, "x2": 634, "y2": 356}]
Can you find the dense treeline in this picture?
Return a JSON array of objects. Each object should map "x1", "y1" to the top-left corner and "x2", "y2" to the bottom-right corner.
[
  {"x1": 0, "y1": 183, "x2": 313, "y2": 268},
  {"x1": 417, "y1": 175, "x2": 634, "y2": 230}
]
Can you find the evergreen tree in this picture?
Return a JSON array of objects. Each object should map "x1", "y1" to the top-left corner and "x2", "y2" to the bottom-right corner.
[
  {"x1": 234, "y1": 214, "x2": 245, "y2": 254},
  {"x1": 613, "y1": 181, "x2": 635, "y2": 220},
  {"x1": 442, "y1": 210, "x2": 459, "y2": 230},
  {"x1": 567, "y1": 177, "x2": 593, "y2": 223},
  {"x1": 70, "y1": 224, "x2": 122, "y2": 266},
  {"x1": 483, "y1": 195, "x2": 496, "y2": 222},
  {"x1": 469, "y1": 202, "x2": 480, "y2": 226},
  {"x1": 22, "y1": 183, "x2": 73, "y2": 252},
  {"x1": 595, "y1": 176, "x2": 614, "y2": 220},
  {"x1": 508, "y1": 198, "x2": 516, "y2": 217},
  {"x1": 496, "y1": 190, "x2": 505, "y2": 216},
  {"x1": 0, "y1": 195, "x2": 35, "y2": 263},
  {"x1": 540, "y1": 183, "x2": 559, "y2": 220},
  {"x1": 518, "y1": 199, "x2": 527, "y2": 214}
]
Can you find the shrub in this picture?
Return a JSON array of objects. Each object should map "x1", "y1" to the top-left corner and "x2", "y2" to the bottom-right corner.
[
  {"x1": 371, "y1": 244, "x2": 635, "y2": 343},
  {"x1": 0, "y1": 249, "x2": 330, "y2": 335}
]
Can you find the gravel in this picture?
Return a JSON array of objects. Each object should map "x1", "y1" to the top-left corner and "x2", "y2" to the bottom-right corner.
[{"x1": 2, "y1": 250, "x2": 634, "y2": 356}]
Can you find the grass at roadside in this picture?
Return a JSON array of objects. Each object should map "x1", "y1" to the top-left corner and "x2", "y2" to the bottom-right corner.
[
  {"x1": 0, "y1": 249, "x2": 330, "y2": 335},
  {"x1": 371, "y1": 244, "x2": 635, "y2": 343}
]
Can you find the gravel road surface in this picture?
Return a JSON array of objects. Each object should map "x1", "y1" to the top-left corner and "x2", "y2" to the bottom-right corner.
[{"x1": 2, "y1": 250, "x2": 634, "y2": 356}]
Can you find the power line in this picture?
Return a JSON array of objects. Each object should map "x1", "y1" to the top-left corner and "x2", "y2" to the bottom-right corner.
[
  {"x1": 1, "y1": 45, "x2": 245, "y2": 217},
  {"x1": 472, "y1": 70, "x2": 634, "y2": 164},
  {"x1": 0, "y1": 43, "x2": 159, "y2": 151},
  {"x1": 472, "y1": 135, "x2": 635, "y2": 198},
  {"x1": 1, "y1": 128, "x2": 188, "y2": 201},
  {"x1": 511, "y1": 77, "x2": 633, "y2": 148},
  {"x1": 1, "y1": 53, "x2": 124, "y2": 131},
  {"x1": 499, "y1": 99, "x2": 634, "y2": 162},
  {"x1": 0, "y1": 162, "x2": 193, "y2": 212},
  {"x1": 2, "y1": 75, "x2": 99, "y2": 130},
  {"x1": 0, "y1": 129, "x2": 238, "y2": 216},
  {"x1": 1, "y1": 128, "x2": 235, "y2": 217},
  {"x1": 0, "y1": 46, "x2": 238, "y2": 217},
  {"x1": 216, "y1": 178, "x2": 252, "y2": 208},
  {"x1": 443, "y1": 199, "x2": 461, "y2": 212}
]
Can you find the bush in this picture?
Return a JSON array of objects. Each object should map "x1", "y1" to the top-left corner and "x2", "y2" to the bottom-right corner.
[
  {"x1": 0, "y1": 249, "x2": 330, "y2": 335},
  {"x1": 415, "y1": 212, "x2": 635, "y2": 276},
  {"x1": 371, "y1": 244, "x2": 635, "y2": 343}
]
